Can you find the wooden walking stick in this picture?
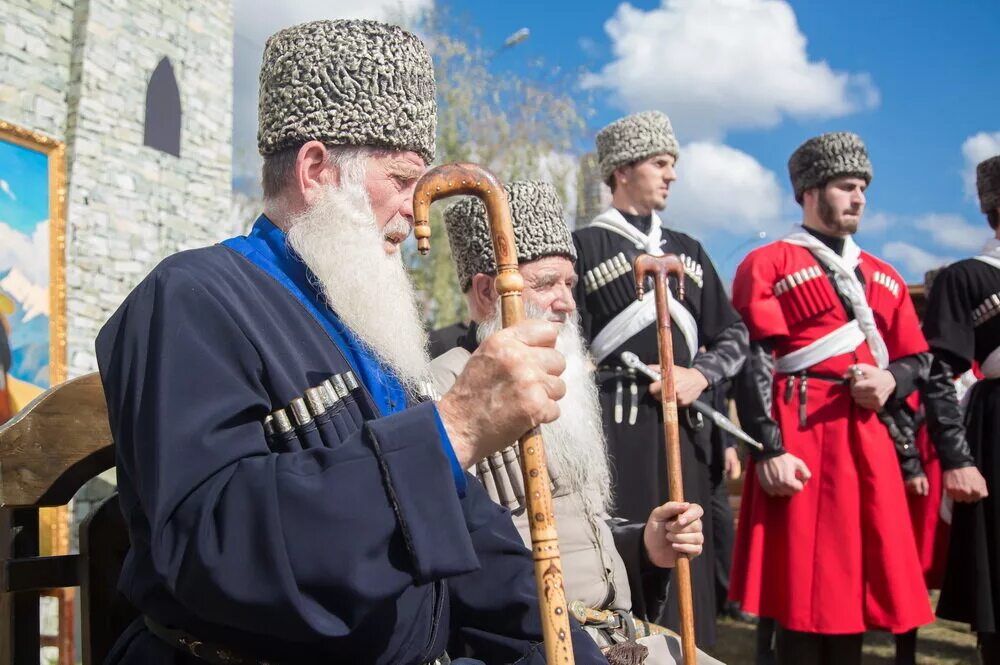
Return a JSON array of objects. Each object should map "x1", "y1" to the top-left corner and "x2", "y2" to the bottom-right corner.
[
  {"x1": 633, "y1": 253, "x2": 697, "y2": 665},
  {"x1": 413, "y1": 163, "x2": 574, "y2": 665}
]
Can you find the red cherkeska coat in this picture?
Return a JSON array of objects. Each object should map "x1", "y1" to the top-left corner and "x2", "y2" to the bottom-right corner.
[{"x1": 729, "y1": 240, "x2": 934, "y2": 634}]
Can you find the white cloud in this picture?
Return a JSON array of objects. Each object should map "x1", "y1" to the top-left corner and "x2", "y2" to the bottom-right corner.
[
  {"x1": 582, "y1": 0, "x2": 879, "y2": 141},
  {"x1": 859, "y1": 211, "x2": 891, "y2": 234},
  {"x1": 0, "y1": 268, "x2": 48, "y2": 322},
  {"x1": 882, "y1": 241, "x2": 956, "y2": 279},
  {"x1": 914, "y1": 213, "x2": 991, "y2": 252},
  {"x1": 666, "y1": 141, "x2": 790, "y2": 236},
  {"x1": 0, "y1": 220, "x2": 49, "y2": 286},
  {"x1": 859, "y1": 211, "x2": 990, "y2": 253},
  {"x1": 962, "y1": 131, "x2": 1000, "y2": 199},
  {"x1": 232, "y1": 0, "x2": 434, "y2": 182},
  {"x1": 0, "y1": 179, "x2": 15, "y2": 201}
]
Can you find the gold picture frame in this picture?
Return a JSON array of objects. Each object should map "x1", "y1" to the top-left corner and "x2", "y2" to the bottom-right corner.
[{"x1": 0, "y1": 119, "x2": 67, "y2": 401}]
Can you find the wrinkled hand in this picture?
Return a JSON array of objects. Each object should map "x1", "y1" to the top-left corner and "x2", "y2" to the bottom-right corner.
[
  {"x1": 943, "y1": 466, "x2": 989, "y2": 503},
  {"x1": 905, "y1": 474, "x2": 929, "y2": 497},
  {"x1": 757, "y1": 452, "x2": 812, "y2": 497},
  {"x1": 643, "y1": 502, "x2": 704, "y2": 568},
  {"x1": 649, "y1": 365, "x2": 709, "y2": 406},
  {"x1": 439, "y1": 320, "x2": 565, "y2": 469},
  {"x1": 847, "y1": 364, "x2": 896, "y2": 411},
  {"x1": 724, "y1": 446, "x2": 742, "y2": 481}
]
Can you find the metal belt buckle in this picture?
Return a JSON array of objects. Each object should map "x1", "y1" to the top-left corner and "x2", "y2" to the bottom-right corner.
[{"x1": 602, "y1": 612, "x2": 620, "y2": 631}]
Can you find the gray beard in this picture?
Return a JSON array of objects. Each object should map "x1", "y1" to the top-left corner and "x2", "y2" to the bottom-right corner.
[
  {"x1": 477, "y1": 302, "x2": 613, "y2": 514},
  {"x1": 285, "y1": 181, "x2": 431, "y2": 393}
]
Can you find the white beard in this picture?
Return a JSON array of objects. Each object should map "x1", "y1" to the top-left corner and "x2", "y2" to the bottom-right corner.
[
  {"x1": 478, "y1": 302, "x2": 613, "y2": 514},
  {"x1": 285, "y1": 181, "x2": 431, "y2": 393}
]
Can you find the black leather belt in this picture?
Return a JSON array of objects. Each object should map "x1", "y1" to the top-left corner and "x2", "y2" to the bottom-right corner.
[
  {"x1": 777, "y1": 371, "x2": 848, "y2": 427},
  {"x1": 145, "y1": 616, "x2": 279, "y2": 665},
  {"x1": 597, "y1": 364, "x2": 705, "y2": 430}
]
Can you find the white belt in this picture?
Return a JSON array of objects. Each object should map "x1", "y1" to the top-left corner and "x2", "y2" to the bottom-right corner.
[
  {"x1": 774, "y1": 321, "x2": 866, "y2": 374},
  {"x1": 589, "y1": 292, "x2": 698, "y2": 364}
]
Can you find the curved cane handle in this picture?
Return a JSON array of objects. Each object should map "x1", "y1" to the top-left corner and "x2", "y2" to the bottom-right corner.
[
  {"x1": 632, "y1": 253, "x2": 685, "y2": 302},
  {"x1": 412, "y1": 163, "x2": 510, "y2": 257}
]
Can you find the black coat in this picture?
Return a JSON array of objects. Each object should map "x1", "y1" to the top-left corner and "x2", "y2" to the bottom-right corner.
[
  {"x1": 573, "y1": 215, "x2": 749, "y2": 645},
  {"x1": 922, "y1": 257, "x2": 1000, "y2": 632}
]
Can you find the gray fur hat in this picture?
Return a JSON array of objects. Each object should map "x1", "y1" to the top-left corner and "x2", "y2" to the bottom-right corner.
[
  {"x1": 788, "y1": 132, "x2": 873, "y2": 203},
  {"x1": 257, "y1": 19, "x2": 437, "y2": 163},
  {"x1": 596, "y1": 111, "x2": 680, "y2": 182},
  {"x1": 444, "y1": 180, "x2": 576, "y2": 292},
  {"x1": 976, "y1": 155, "x2": 1000, "y2": 214}
]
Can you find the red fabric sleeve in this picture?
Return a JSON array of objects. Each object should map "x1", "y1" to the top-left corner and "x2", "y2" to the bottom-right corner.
[{"x1": 732, "y1": 247, "x2": 789, "y2": 341}]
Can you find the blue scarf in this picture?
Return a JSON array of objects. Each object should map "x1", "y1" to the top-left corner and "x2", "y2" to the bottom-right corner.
[{"x1": 221, "y1": 216, "x2": 465, "y2": 493}]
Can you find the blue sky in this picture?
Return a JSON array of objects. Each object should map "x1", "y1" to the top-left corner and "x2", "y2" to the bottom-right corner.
[
  {"x1": 0, "y1": 139, "x2": 49, "y2": 234},
  {"x1": 234, "y1": 0, "x2": 1000, "y2": 282}
]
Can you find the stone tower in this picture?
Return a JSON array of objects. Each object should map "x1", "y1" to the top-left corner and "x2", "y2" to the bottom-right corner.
[{"x1": 0, "y1": 0, "x2": 234, "y2": 376}]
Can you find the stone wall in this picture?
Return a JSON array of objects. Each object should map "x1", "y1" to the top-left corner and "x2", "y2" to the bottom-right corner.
[
  {"x1": 0, "y1": 0, "x2": 236, "y2": 378},
  {"x1": 0, "y1": 0, "x2": 76, "y2": 141},
  {"x1": 65, "y1": 0, "x2": 235, "y2": 375}
]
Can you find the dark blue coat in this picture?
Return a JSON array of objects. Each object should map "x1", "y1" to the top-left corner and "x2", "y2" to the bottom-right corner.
[{"x1": 96, "y1": 219, "x2": 606, "y2": 664}]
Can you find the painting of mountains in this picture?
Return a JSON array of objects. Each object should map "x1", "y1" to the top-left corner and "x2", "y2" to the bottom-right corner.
[{"x1": 0, "y1": 132, "x2": 54, "y2": 410}]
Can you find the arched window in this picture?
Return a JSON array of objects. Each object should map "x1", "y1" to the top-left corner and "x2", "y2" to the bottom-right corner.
[{"x1": 143, "y1": 57, "x2": 181, "y2": 157}]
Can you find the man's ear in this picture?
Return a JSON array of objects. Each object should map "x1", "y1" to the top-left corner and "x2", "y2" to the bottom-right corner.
[
  {"x1": 469, "y1": 273, "x2": 498, "y2": 320},
  {"x1": 613, "y1": 165, "x2": 629, "y2": 189},
  {"x1": 294, "y1": 141, "x2": 332, "y2": 206},
  {"x1": 802, "y1": 186, "x2": 819, "y2": 210}
]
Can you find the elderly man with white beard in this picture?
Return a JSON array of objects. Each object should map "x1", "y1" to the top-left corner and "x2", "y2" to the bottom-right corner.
[
  {"x1": 430, "y1": 180, "x2": 724, "y2": 665},
  {"x1": 94, "y1": 20, "x2": 610, "y2": 665}
]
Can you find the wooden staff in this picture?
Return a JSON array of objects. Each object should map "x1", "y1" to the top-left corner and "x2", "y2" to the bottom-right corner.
[
  {"x1": 413, "y1": 163, "x2": 574, "y2": 665},
  {"x1": 633, "y1": 253, "x2": 697, "y2": 665}
]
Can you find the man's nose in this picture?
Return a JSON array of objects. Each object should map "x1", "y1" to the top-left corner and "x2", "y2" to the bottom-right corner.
[{"x1": 552, "y1": 288, "x2": 576, "y2": 314}]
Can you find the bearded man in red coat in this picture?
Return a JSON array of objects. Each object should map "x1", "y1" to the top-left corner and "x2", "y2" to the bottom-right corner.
[{"x1": 728, "y1": 132, "x2": 934, "y2": 664}]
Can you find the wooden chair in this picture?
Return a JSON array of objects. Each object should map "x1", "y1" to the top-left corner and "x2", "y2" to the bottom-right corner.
[{"x1": 0, "y1": 372, "x2": 136, "y2": 665}]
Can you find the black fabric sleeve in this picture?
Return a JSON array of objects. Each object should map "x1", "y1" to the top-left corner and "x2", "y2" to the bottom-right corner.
[
  {"x1": 693, "y1": 321, "x2": 750, "y2": 387},
  {"x1": 887, "y1": 352, "x2": 931, "y2": 400},
  {"x1": 606, "y1": 518, "x2": 668, "y2": 622},
  {"x1": 921, "y1": 351, "x2": 976, "y2": 471},
  {"x1": 920, "y1": 264, "x2": 977, "y2": 471},
  {"x1": 693, "y1": 242, "x2": 744, "y2": 343},
  {"x1": 735, "y1": 339, "x2": 785, "y2": 462},
  {"x1": 893, "y1": 423, "x2": 925, "y2": 480},
  {"x1": 922, "y1": 264, "x2": 976, "y2": 369},
  {"x1": 690, "y1": 241, "x2": 749, "y2": 385}
]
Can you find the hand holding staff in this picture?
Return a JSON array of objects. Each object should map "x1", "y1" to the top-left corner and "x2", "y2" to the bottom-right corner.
[
  {"x1": 633, "y1": 253, "x2": 698, "y2": 665},
  {"x1": 413, "y1": 163, "x2": 575, "y2": 665}
]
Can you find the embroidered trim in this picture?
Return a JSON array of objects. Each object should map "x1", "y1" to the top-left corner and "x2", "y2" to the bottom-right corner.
[
  {"x1": 973, "y1": 292, "x2": 1000, "y2": 328},
  {"x1": 585, "y1": 252, "x2": 632, "y2": 295},
  {"x1": 773, "y1": 266, "x2": 823, "y2": 296},
  {"x1": 872, "y1": 271, "x2": 901, "y2": 298}
]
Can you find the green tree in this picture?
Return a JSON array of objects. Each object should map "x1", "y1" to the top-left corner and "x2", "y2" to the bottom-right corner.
[{"x1": 406, "y1": 22, "x2": 590, "y2": 329}]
